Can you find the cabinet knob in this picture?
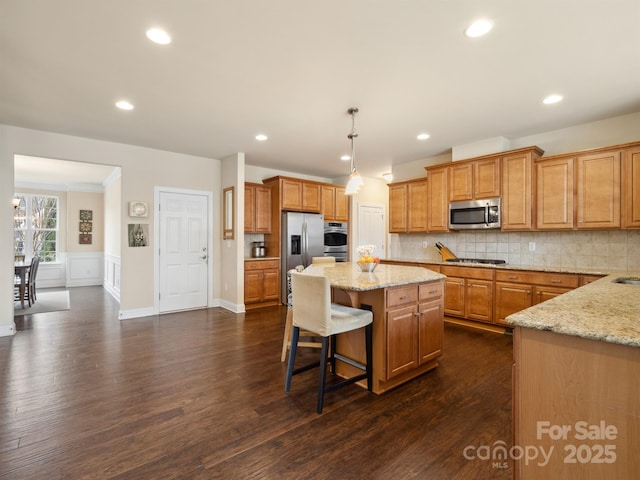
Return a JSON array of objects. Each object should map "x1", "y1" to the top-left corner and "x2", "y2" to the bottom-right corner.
[{"x1": 526, "y1": 290, "x2": 531, "y2": 294}]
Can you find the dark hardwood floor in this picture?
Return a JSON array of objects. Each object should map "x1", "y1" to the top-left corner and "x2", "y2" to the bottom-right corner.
[{"x1": 1, "y1": 287, "x2": 513, "y2": 479}]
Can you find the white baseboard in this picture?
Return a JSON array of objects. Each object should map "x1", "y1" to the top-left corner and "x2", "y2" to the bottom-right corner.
[
  {"x1": 119, "y1": 307, "x2": 155, "y2": 320},
  {"x1": 218, "y1": 299, "x2": 245, "y2": 313},
  {"x1": 0, "y1": 322, "x2": 17, "y2": 337}
]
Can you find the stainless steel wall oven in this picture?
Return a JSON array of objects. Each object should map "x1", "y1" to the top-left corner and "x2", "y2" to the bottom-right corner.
[{"x1": 323, "y1": 221, "x2": 348, "y2": 262}]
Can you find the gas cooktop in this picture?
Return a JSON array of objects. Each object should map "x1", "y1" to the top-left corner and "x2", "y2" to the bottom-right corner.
[{"x1": 445, "y1": 258, "x2": 506, "y2": 265}]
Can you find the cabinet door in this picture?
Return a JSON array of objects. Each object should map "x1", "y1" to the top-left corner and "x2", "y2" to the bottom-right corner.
[
  {"x1": 449, "y1": 162, "x2": 473, "y2": 201},
  {"x1": 622, "y1": 146, "x2": 640, "y2": 228},
  {"x1": 281, "y1": 179, "x2": 302, "y2": 210},
  {"x1": 418, "y1": 299, "x2": 443, "y2": 365},
  {"x1": 576, "y1": 150, "x2": 621, "y2": 229},
  {"x1": 254, "y1": 186, "x2": 272, "y2": 233},
  {"x1": 321, "y1": 185, "x2": 336, "y2": 220},
  {"x1": 386, "y1": 304, "x2": 418, "y2": 379},
  {"x1": 301, "y1": 182, "x2": 321, "y2": 212},
  {"x1": 427, "y1": 167, "x2": 449, "y2": 231},
  {"x1": 474, "y1": 158, "x2": 501, "y2": 199},
  {"x1": 533, "y1": 285, "x2": 572, "y2": 305},
  {"x1": 466, "y1": 279, "x2": 493, "y2": 323},
  {"x1": 494, "y1": 282, "x2": 533, "y2": 325},
  {"x1": 502, "y1": 152, "x2": 532, "y2": 231},
  {"x1": 334, "y1": 186, "x2": 348, "y2": 222},
  {"x1": 244, "y1": 270, "x2": 263, "y2": 304},
  {"x1": 443, "y1": 276, "x2": 465, "y2": 317},
  {"x1": 388, "y1": 184, "x2": 407, "y2": 232},
  {"x1": 536, "y1": 157, "x2": 574, "y2": 230},
  {"x1": 262, "y1": 269, "x2": 280, "y2": 301},
  {"x1": 244, "y1": 185, "x2": 256, "y2": 232},
  {"x1": 407, "y1": 180, "x2": 428, "y2": 232}
]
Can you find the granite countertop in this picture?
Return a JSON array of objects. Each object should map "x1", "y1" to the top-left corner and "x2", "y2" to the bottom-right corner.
[
  {"x1": 505, "y1": 272, "x2": 640, "y2": 348},
  {"x1": 302, "y1": 262, "x2": 445, "y2": 291}
]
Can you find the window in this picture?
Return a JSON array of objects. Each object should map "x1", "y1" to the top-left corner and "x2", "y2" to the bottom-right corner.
[{"x1": 14, "y1": 194, "x2": 59, "y2": 262}]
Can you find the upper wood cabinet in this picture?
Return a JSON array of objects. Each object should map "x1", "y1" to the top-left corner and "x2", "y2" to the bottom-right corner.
[
  {"x1": 501, "y1": 148, "x2": 544, "y2": 231},
  {"x1": 321, "y1": 185, "x2": 348, "y2": 222},
  {"x1": 272, "y1": 177, "x2": 321, "y2": 213},
  {"x1": 425, "y1": 165, "x2": 449, "y2": 232},
  {"x1": 449, "y1": 157, "x2": 500, "y2": 201},
  {"x1": 388, "y1": 178, "x2": 428, "y2": 233},
  {"x1": 244, "y1": 183, "x2": 272, "y2": 233},
  {"x1": 576, "y1": 150, "x2": 621, "y2": 229},
  {"x1": 622, "y1": 145, "x2": 640, "y2": 228},
  {"x1": 535, "y1": 157, "x2": 574, "y2": 230}
]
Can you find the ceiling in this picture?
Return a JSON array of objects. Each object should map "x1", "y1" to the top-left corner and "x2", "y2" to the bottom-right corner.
[{"x1": 2, "y1": 0, "x2": 640, "y2": 181}]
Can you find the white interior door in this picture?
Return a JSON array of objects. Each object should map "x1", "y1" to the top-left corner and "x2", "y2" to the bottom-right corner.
[
  {"x1": 358, "y1": 203, "x2": 385, "y2": 258},
  {"x1": 159, "y1": 191, "x2": 208, "y2": 312}
]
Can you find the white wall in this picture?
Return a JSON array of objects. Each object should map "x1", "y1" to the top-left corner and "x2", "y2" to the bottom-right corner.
[{"x1": 1, "y1": 125, "x2": 221, "y2": 335}]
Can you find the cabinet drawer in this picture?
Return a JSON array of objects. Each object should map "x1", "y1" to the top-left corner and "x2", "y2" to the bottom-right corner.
[
  {"x1": 440, "y1": 265, "x2": 494, "y2": 280},
  {"x1": 495, "y1": 270, "x2": 579, "y2": 288},
  {"x1": 387, "y1": 285, "x2": 418, "y2": 308},
  {"x1": 419, "y1": 281, "x2": 443, "y2": 301},
  {"x1": 245, "y1": 259, "x2": 280, "y2": 270}
]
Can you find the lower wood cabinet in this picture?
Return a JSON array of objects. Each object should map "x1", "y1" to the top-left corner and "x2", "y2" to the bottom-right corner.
[
  {"x1": 244, "y1": 259, "x2": 280, "y2": 308},
  {"x1": 441, "y1": 265, "x2": 494, "y2": 324},
  {"x1": 494, "y1": 270, "x2": 579, "y2": 325}
]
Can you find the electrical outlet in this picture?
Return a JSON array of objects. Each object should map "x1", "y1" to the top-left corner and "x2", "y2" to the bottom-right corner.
[
  {"x1": 423, "y1": 241, "x2": 429, "y2": 248},
  {"x1": 529, "y1": 242, "x2": 536, "y2": 252}
]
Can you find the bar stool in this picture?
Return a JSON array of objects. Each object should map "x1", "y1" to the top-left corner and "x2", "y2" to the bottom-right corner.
[
  {"x1": 285, "y1": 273, "x2": 373, "y2": 413},
  {"x1": 280, "y1": 265, "x2": 324, "y2": 362}
]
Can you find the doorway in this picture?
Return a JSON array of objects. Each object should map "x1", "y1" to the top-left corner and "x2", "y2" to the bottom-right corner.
[{"x1": 157, "y1": 189, "x2": 211, "y2": 312}]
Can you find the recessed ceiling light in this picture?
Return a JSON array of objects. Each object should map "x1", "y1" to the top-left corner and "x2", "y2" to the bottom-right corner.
[
  {"x1": 255, "y1": 134, "x2": 268, "y2": 141},
  {"x1": 465, "y1": 19, "x2": 493, "y2": 38},
  {"x1": 341, "y1": 155, "x2": 351, "y2": 161},
  {"x1": 146, "y1": 28, "x2": 171, "y2": 45},
  {"x1": 382, "y1": 173, "x2": 394, "y2": 182},
  {"x1": 543, "y1": 94, "x2": 564, "y2": 105},
  {"x1": 417, "y1": 133, "x2": 430, "y2": 140},
  {"x1": 115, "y1": 100, "x2": 134, "y2": 111}
]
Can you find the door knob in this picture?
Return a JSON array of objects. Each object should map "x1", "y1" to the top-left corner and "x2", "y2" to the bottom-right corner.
[{"x1": 201, "y1": 255, "x2": 207, "y2": 260}]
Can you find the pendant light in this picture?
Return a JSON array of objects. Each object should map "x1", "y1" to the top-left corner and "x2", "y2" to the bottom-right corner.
[{"x1": 345, "y1": 107, "x2": 363, "y2": 195}]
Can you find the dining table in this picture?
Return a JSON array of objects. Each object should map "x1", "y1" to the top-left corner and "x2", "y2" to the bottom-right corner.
[{"x1": 14, "y1": 262, "x2": 30, "y2": 309}]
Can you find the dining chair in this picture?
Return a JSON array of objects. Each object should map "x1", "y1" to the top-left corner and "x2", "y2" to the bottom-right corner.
[
  {"x1": 14, "y1": 256, "x2": 41, "y2": 307},
  {"x1": 285, "y1": 273, "x2": 373, "y2": 413}
]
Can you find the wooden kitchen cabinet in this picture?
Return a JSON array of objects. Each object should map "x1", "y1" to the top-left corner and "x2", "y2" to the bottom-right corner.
[
  {"x1": 535, "y1": 156, "x2": 574, "y2": 230},
  {"x1": 244, "y1": 259, "x2": 280, "y2": 308},
  {"x1": 387, "y1": 178, "x2": 428, "y2": 233},
  {"x1": 244, "y1": 183, "x2": 272, "y2": 233},
  {"x1": 279, "y1": 177, "x2": 321, "y2": 212},
  {"x1": 440, "y1": 265, "x2": 494, "y2": 324},
  {"x1": 425, "y1": 165, "x2": 449, "y2": 232},
  {"x1": 501, "y1": 148, "x2": 544, "y2": 231},
  {"x1": 622, "y1": 144, "x2": 640, "y2": 228},
  {"x1": 576, "y1": 149, "x2": 621, "y2": 229},
  {"x1": 321, "y1": 185, "x2": 348, "y2": 221},
  {"x1": 449, "y1": 157, "x2": 500, "y2": 201},
  {"x1": 494, "y1": 270, "x2": 579, "y2": 325},
  {"x1": 386, "y1": 281, "x2": 444, "y2": 379}
]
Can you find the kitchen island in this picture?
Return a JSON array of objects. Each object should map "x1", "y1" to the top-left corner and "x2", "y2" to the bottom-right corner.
[
  {"x1": 303, "y1": 262, "x2": 445, "y2": 394},
  {"x1": 506, "y1": 273, "x2": 640, "y2": 479}
]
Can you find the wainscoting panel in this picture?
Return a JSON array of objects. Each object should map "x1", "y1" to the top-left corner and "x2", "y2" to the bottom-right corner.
[
  {"x1": 104, "y1": 254, "x2": 120, "y2": 302},
  {"x1": 66, "y1": 253, "x2": 104, "y2": 287}
]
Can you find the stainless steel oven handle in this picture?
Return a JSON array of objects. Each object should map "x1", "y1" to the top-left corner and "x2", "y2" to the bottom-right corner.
[{"x1": 485, "y1": 204, "x2": 490, "y2": 226}]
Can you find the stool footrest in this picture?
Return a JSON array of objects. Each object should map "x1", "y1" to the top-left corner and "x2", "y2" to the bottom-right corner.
[{"x1": 332, "y1": 353, "x2": 366, "y2": 371}]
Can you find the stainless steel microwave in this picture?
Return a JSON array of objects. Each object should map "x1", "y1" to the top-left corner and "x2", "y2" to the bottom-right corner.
[{"x1": 449, "y1": 197, "x2": 501, "y2": 230}]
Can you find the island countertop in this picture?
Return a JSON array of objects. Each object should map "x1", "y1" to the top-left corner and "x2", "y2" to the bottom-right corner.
[
  {"x1": 506, "y1": 272, "x2": 640, "y2": 348},
  {"x1": 302, "y1": 262, "x2": 445, "y2": 291}
]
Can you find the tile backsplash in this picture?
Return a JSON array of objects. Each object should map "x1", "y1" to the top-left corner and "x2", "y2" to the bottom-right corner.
[{"x1": 389, "y1": 230, "x2": 640, "y2": 271}]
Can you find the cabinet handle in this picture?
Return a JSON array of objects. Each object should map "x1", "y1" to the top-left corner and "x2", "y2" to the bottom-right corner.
[
  {"x1": 428, "y1": 290, "x2": 438, "y2": 295},
  {"x1": 551, "y1": 279, "x2": 562, "y2": 284},
  {"x1": 399, "y1": 295, "x2": 409, "y2": 300},
  {"x1": 508, "y1": 275, "x2": 518, "y2": 280}
]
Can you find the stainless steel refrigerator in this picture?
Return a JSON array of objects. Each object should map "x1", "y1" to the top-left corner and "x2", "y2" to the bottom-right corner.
[{"x1": 281, "y1": 211, "x2": 324, "y2": 301}]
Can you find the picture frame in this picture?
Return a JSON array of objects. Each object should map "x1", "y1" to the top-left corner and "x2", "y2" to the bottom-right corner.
[{"x1": 129, "y1": 201, "x2": 149, "y2": 217}]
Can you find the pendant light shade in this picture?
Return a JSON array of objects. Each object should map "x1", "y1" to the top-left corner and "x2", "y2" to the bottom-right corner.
[{"x1": 345, "y1": 107, "x2": 363, "y2": 195}]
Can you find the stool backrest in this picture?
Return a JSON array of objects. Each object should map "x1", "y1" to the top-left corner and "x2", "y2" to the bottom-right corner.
[
  {"x1": 291, "y1": 273, "x2": 332, "y2": 337},
  {"x1": 312, "y1": 256, "x2": 336, "y2": 265}
]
